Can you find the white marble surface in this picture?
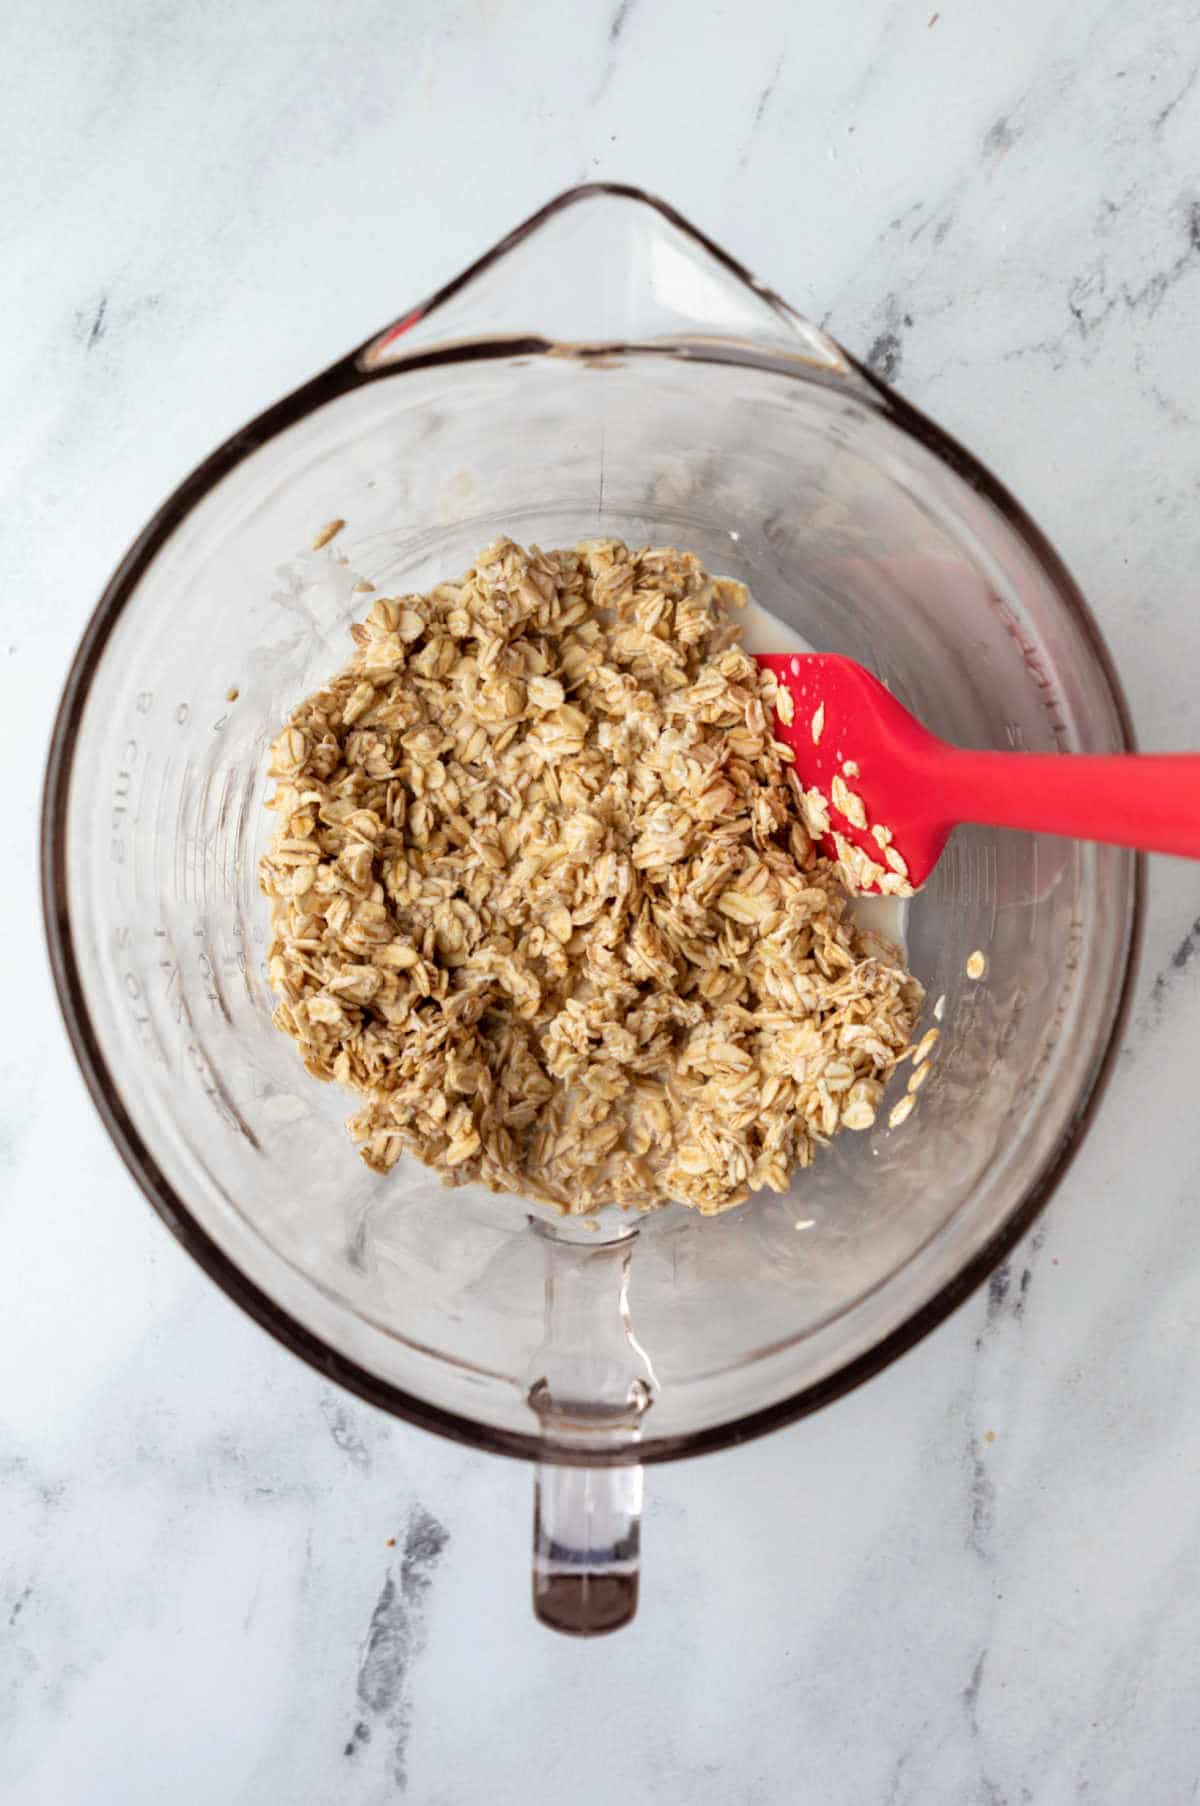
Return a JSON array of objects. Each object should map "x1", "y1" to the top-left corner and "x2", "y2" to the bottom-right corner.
[{"x1": 6, "y1": 0, "x2": 1200, "y2": 1799}]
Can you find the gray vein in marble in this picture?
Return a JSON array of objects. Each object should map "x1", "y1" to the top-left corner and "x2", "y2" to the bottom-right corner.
[
  {"x1": 1148, "y1": 907, "x2": 1200, "y2": 1014},
  {"x1": 7, "y1": 1585, "x2": 32, "y2": 1629},
  {"x1": 350, "y1": 1505, "x2": 449, "y2": 1789},
  {"x1": 967, "y1": 1438, "x2": 995, "y2": 1563},
  {"x1": 961, "y1": 1649, "x2": 1006, "y2": 1806},
  {"x1": 981, "y1": 113, "x2": 1021, "y2": 160},
  {"x1": 820, "y1": 198, "x2": 961, "y2": 368},
  {"x1": 964, "y1": 1228, "x2": 1045, "y2": 1571},
  {"x1": 590, "y1": 0, "x2": 636, "y2": 103},
  {"x1": 865, "y1": 294, "x2": 914, "y2": 385},
  {"x1": 1151, "y1": 54, "x2": 1200, "y2": 132},
  {"x1": 1068, "y1": 198, "x2": 1200, "y2": 340},
  {"x1": 608, "y1": 0, "x2": 634, "y2": 44},
  {"x1": 1167, "y1": 912, "x2": 1200, "y2": 972},
  {"x1": 986, "y1": 1260, "x2": 1033, "y2": 1328},
  {"x1": 948, "y1": 1228, "x2": 1048, "y2": 1800},
  {"x1": 824, "y1": 16, "x2": 1200, "y2": 410},
  {"x1": 1133, "y1": 346, "x2": 1200, "y2": 428},
  {"x1": 895, "y1": 199, "x2": 950, "y2": 248},
  {"x1": 738, "y1": 48, "x2": 786, "y2": 171},
  {"x1": 320, "y1": 1395, "x2": 372, "y2": 1471},
  {"x1": 81, "y1": 295, "x2": 107, "y2": 349},
  {"x1": 752, "y1": 51, "x2": 784, "y2": 128},
  {"x1": 832, "y1": 1, "x2": 925, "y2": 121},
  {"x1": 65, "y1": 282, "x2": 170, "y2": 368},
  {"x1": 880, "y1": 1749, "x2": 911, "y2": 1806},
  {"x1": 1, "y1": 1443, "x2": 70, "y2": 1515},
  {"x1": 998, "y1": 187, "x2": 1200, "y2": 383}
]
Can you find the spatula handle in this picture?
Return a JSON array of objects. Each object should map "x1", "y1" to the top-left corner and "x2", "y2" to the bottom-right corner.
[{"x1": 937, "y1": 750, "x2": 1200, "y2": 860}]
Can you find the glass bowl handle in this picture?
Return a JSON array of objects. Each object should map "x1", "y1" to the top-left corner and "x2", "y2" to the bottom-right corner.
[
  {"x1": 532, "y1": 1459, "x2": 643, "y2": 1636},
  {"x1": 525, "y1": 1222, "x2": 655, "y2": 1635}
]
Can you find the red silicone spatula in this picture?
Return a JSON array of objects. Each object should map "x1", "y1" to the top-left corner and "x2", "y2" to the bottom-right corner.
[{"x1": 757, "y1": 652, "x2": 1200, "y2": 890}]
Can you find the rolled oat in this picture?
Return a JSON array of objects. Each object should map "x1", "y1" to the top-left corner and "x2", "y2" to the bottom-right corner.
[{"x1": 260, "y1": 539, "x2": 923, "y2": 1214}]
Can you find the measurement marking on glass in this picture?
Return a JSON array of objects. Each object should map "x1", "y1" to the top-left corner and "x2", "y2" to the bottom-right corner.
[
  {"x1": 194, "y1": 766, "x2": 213, "y2": 909},
  {"x1": 215, "y1": 767, "x2": 239, "y2": 897},
  {"x1": 174, "y1": 760, "x2": 194, "y2": 906}
]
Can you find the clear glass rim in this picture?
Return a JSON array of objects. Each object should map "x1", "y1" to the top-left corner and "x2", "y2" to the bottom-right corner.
[{"x1": 41, "y1": 183, "x2": 1144, "y2": 1467}]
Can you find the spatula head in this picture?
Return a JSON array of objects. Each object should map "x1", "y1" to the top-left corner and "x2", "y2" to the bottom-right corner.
[{"x1": 756, "y1": 653, "x2": 948, "y2": 891}]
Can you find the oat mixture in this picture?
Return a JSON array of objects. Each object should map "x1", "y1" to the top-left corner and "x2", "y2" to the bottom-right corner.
[{"x1": 260, "y1": 539, "x2": 923, "y2": 1214}]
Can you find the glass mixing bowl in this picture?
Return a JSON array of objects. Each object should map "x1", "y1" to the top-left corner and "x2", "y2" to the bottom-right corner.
[{"x1": 43, "y1": 185, "x2": 1140, "y2": 1635}]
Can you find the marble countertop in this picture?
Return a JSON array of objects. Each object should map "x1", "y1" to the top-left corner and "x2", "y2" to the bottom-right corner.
[{"x1": 6, "y1": 0, "x2": 1200, "y2": 1799}]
